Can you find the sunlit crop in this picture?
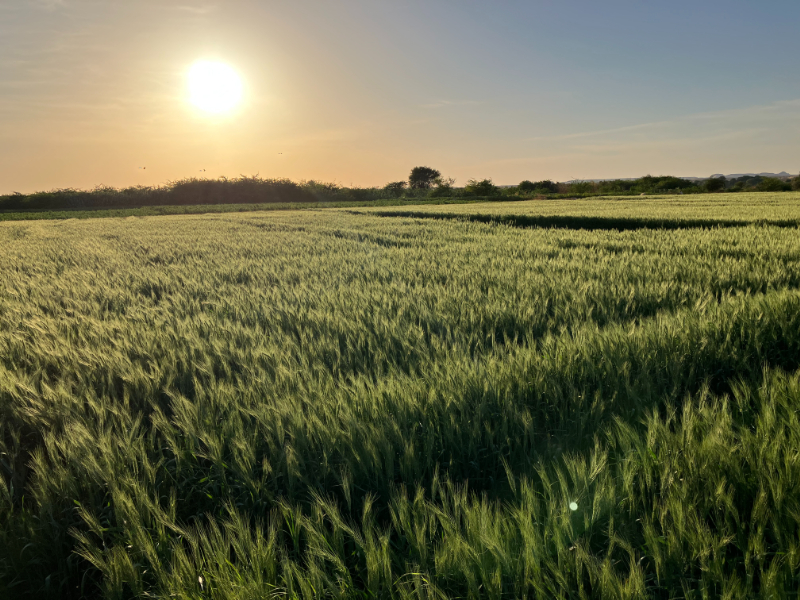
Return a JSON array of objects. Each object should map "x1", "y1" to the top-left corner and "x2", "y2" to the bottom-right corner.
[{"x1": 1, "y1": 199, "x2": 800, "y2": 598}]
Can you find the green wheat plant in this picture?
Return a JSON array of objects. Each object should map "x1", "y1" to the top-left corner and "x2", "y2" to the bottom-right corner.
[{"x1": 1, "y1": 196, "x2": 800, "y2": 598}]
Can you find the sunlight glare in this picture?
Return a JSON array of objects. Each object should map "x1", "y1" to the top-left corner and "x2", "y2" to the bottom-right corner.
[{"x1": 187, "y1": 60, "x2": 243, "y2": 114}]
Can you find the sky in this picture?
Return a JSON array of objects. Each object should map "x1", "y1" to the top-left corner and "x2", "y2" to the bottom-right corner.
[{"x1": 1, "y1": 0, "x2": 799, "y2": 193}]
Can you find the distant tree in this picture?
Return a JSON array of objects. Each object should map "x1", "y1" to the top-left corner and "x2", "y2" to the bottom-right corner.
[
  {"x1": 704, "y1": 177, "x2": 726, "y2": 192},
  {"x1": 728, "y1": 175, "x2": 761, "y2": 190},
  {"x1": 532, "y1": 180, "x2": 558, "y2": 194},
  {"x1": 464, "y1": 178, "x2": 499, "y2": 196},
  {"x1": 428, "y1": 177, "x2": 455, "y2": 198},
  {"x1": 518, "y1": 180, "x2": 536, "y2": 193},
  {"x1": 792, "y1": 174, "x2": 800, "y2": 191},
  {"x1": 652, "y1": 176, "x2": 695, "y2": 190},
  {"x1": 383, "y1": 181, "x2": 407, "y2": 197},
  {"x1": 595, "y1": 175, "x2": 694, "y2": 195},
  {"x1": 756, "y1": 177, "x2": 791, "y2": 192},
  {"x1": 568, "y1": 181, "x2": 597, "y2": 194},
  {"x1": 638, "y1": 175, "x2": 657, "y2": 189},
  {"x1": 597, "y1": 180, "x2": 630, "y2": 194},
  {"x1": 409, "y1": 167, "x2": 441, "y2": 190}
]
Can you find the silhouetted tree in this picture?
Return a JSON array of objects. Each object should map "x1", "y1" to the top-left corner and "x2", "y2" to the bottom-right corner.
[
  {"x1": 409, "y1": 167, "x2": 441, "y2": 190},
  {"x1": 429, "y1": 177, "x2": 456, "y2": 197},
  {"x1": 464, "y1": 178, "x2": 499, "y2": 196},
  {"x1": 704, "y1": 177, "x2": 726, "y2": 192},
  {"x1": 532, "y1": 180, "x2": 558, "y2": 193},
  {"x1": 383, "y1": 181, "x2": 407, "y2": 197},
  {"x1": 510, "y1": 179, "x2": 559, "y2": 194}
]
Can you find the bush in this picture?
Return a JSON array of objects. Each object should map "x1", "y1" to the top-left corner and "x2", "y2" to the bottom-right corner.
[
  {"x1": 532, "y1": 180, "x2": 558, "y2": 194},
  {"x1": 703, "y1": 177, "x2": 726, "y2": 193},
  {"x1": 427, "y1": 186, "x2": 451, "y2": 198},
  {"x1": 428, "y1": 177, "x2": 456, "y2": 198},
  {"x1": 757, "y1": 177, "x2": 792, "y2": 192},
  {"x1": 383, "y1": 181, "x2": 407, "y2": 198},
  {"x1": 793, "y1": 177, "x2": 800, "y2": 191},
  {"x1": 566, "y1": 181, "x2": 597, "y2": 194},
  {"x1": 464, "y1": 178, "x2": 499, "y2": 196},
  {"x1": 343, "y1": 187, "x2": 381, "y2": 202},
  {"x1": 518, "y1": 180, "x2": 536, "y2": 193}
]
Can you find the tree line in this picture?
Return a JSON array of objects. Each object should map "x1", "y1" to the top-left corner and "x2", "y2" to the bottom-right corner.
[
  {"x1": 1, "y1": 169, "x2": 798, "y2": 212},
  {"x1": 391, "y1": 167, "x2": 800, "y2": 197}
]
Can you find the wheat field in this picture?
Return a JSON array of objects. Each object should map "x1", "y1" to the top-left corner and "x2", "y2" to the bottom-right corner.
[{"x1": 2, "y1": 195, "x2": 800, "y2": 598}]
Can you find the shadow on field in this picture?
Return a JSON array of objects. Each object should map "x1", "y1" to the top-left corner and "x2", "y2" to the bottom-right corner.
[{"x1": 368, "y1": 210, "x2": 800, "y2": 231}]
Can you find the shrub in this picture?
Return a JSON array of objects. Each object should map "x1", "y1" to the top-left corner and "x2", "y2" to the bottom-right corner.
[
  {"x1": 518, "y1": 180, "x2": 536, "y2": 193},
  {"x1": 531, "y1": 179, "x2": 558, "y2": 194},
  {"x1": 464, "y1": 178, "x2": 499, "y2": 196},
  {"x1": 703, "y1": 177, "x2": 726, "y2": 192},
  {"x1": 428, "y1": 177, "x2": 456, "y2": 198},
  {"x1": 757, "y1": 177, "x2": 791, "y2": 192},
  {"x1": 383, "y1": 181, "x2": 407, "y2": 198}
]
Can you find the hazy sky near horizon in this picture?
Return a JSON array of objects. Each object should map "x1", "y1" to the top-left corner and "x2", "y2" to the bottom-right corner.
[{"x1": 2, "y1": 0, "x2": 799, "y2": 193}]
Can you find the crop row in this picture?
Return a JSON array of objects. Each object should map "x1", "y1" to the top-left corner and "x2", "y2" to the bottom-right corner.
[
  {"x1": 1, "y1": 209, "x2": 800, "y2": 597},
  {"x1": 361, "y1": 192, "x2": 800, "y2": 225}
]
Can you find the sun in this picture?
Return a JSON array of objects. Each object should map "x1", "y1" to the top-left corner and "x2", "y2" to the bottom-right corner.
[{"x1": 187, "y1": 60, "x2": 243, "y2": 114}]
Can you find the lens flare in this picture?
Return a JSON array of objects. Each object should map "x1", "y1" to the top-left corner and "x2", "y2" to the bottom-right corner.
[{"x1": 187, "y1": 60, "x2": 243, "y2": 114}]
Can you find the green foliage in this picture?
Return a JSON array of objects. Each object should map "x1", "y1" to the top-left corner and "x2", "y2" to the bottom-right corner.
[
  {"x1": 704, "y1": 176, "x2": 726, "y2": 192},
  {"x1": 2, "y1": 174, "x2": 793, "y2": 216},
  {"x1": 559, "y1": 175, "x2": 700, "y2": 196},
  {"x1": 757, "y1": 177, "x2": 792, "y2": 192},
  {"x1": 427, "y1": 177, "x2": 456, "y2": 198},
  {"x1": 383, "y1": 181, "x2": 407, "y2": 197},
  {"x1": 567, "y1": 180, "x2": 596, "y2": 194},
  {"x1": 512, "y1": 176, "x2": 699, "y2": 197},
  {"x1": 464, "y1": 178, "x2": 499, "y2": 196},
  {"x1": 517, "y1": 180, "x2": 536, "y2": 192},
  {"x1": 409, "y1": 167, "x2": 441, "y2": 190},
  {"x1": 793, "y1": 176, "x2": 800, "y2": 191},
  {"x1": 0, "y1": 176, "x2": 398, "y2": 213},
  {"x1": 2, "y1": 195, "x2": 800, "y2": 597},
  {"x1": 533, "y1": 179, "x2": 558, "y2": 194},
  {"x1": 530, "y1": 179, "x2": 558, "y2": 193},
  {"x1": 728, "y1": 175, "x2": 764, "y2": 190}
]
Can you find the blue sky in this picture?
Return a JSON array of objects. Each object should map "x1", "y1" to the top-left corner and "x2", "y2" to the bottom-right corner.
[{"x1": 1, "y1": 0, "x2": 798, "y2": 192}]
